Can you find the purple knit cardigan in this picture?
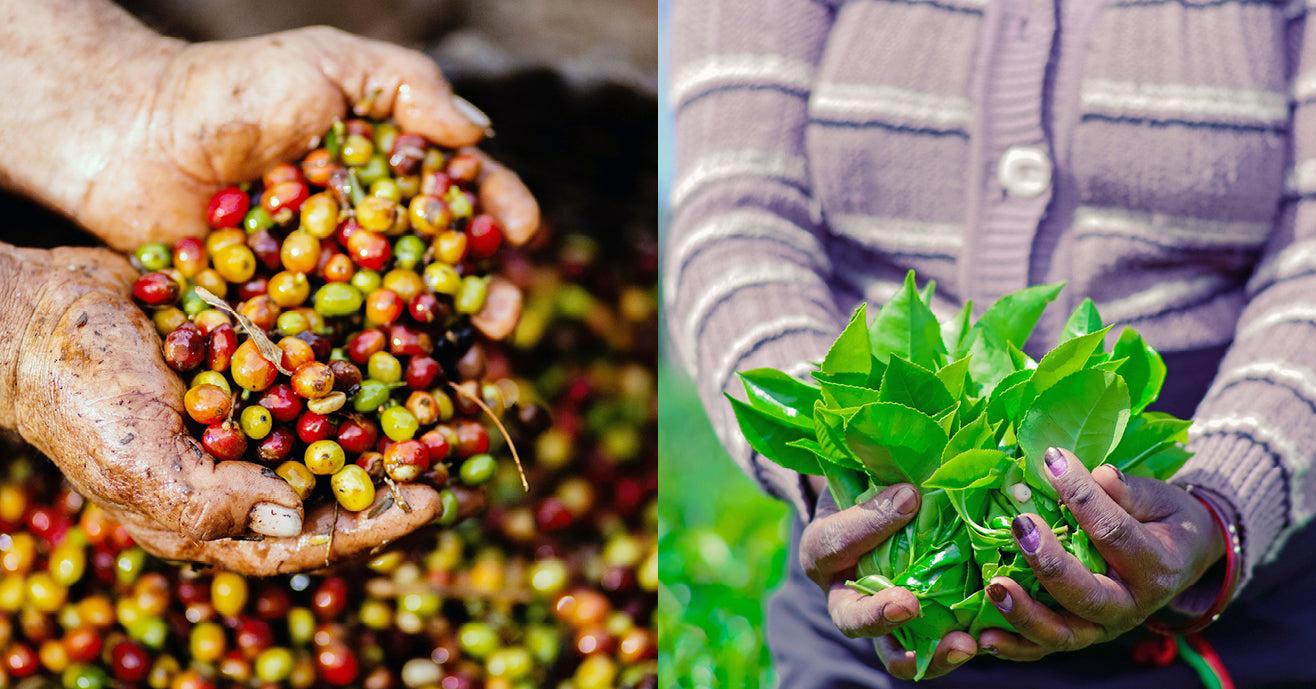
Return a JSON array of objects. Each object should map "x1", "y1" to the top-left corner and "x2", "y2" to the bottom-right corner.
[{"x1": 668, "y1": 0, "x2": 1316, "y2": 596}]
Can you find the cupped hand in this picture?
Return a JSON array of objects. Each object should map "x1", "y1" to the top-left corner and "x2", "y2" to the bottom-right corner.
[
  {"x1": 0, "y1": 243, "x2": 482, "y2": 575},
  {"x1": 77, "y1": 25, "x2": 539, "y2": 253},
  {"x1": 978, "y1": 447, "x2": 1226, "y2": 659},
  {"x1": 800, "y1": 484, "x2": 978, "y2": 679}
]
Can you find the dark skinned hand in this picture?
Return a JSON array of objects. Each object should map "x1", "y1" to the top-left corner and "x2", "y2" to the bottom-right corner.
[
  {"x1": 978, "y1": 447, "x2": 1227, "y2": 659},
  {"x1": 800, "y1": 483, "x2": 980, "y2": 679}
]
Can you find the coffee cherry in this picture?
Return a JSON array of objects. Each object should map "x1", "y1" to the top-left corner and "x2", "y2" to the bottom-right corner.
[
  {"x1": 347, "y1": 329, "x2": 387, "y2": 365},
  {"x1": 291, "y1": 362, "x2": 335, "y2": 399},
  {"x1": 404, "y1": 356, "x2": 442, "y2": 390},
  {"x1": 418, "y1": 429, "x2": 451, "y2": 464},
  {"x1": 231, "y1": 340, "x2": 278, "y2": 392},
  {"x1": 206, "y1": 324, "x2": 238, "y2": 372},
  {"x1": 133, "y1": 272, "x2": 181, "y2": 307},
  {"x1": 296, "y1": 412, "x2": 336, "y2": 445},
  {"x1": 184, "y1": 384, "x2": 232, "y2": 425},
  {"x1": 347, "y1": 229, "x2": 392, "y2": 271},
  {"x1": 163, "y1": 324, "x2": 206, "y2": 372},
  {"x1": 466, "y1": 214, "x2": 503, "y2": 259},
  {"x1": 330, "y1": 465, "x2": 375, "y2": 512},
  {"x1": 202, "y1": 423, "x2": 247, "y2": 462},
  {"x1": 304, "y1": 440, "x2": 346, "y2": 475},
  {"x1": 208, "y1": 187, "x2": 250, "y2": 228},
  {"x1": 262, "y1": 180, "x2": 310, "y2": 215},
  {"x1": 379, "y1": 406, "x2": 419, "y2": 442},
  {"x1": 337, "y1": 417, "x2": 379, "y2": 455},
  {"x1": 214, "y1": 244, "x2": 258, "y2": 283},
  {"x1": 275, "y1": 461, "x2": 315, "y2": 500},
  {"x1": 329, "y1": 360, "x2": 362, "y2": 392},
  {"x1": 240, "y1": 405, "x2": 273, "y2": 440},
  {"x1": 383, "y1": 440, "x2": 429, "y2": 482},
  {"x1": 256, "y1": 426, "x2": 296, "y2": 463},
  {"x1": 257, "y1": 384, "x2": 302, "y2": 423}
]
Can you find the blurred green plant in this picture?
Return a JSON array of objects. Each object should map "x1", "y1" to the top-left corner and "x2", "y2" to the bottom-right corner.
[{"x1": 658, "y1": 361, "x2": 791, "y2": 688}]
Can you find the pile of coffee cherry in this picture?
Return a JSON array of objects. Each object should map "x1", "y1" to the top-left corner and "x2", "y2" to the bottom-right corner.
[{"x1": 128, "y1": 119, "x2": 537, "y2": 519}]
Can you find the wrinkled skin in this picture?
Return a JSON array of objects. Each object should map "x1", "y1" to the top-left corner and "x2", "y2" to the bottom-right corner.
[
  {"x1": 978, "y1": 448, "x2": 1225, "y2": 660},
  {"x1": 0, "y1": 244, "x2": 490, "y2": 574},
  {"x1": 800, "y1": 483, "x2": 978, "y2": 680},
  {"x1": 0, "y1": 11, "x2": 539, "y2": 573}
]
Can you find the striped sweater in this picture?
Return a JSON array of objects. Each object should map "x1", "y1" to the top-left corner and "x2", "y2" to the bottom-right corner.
[{"x1": 667, "y1": 0, "x2": 1316, "y2": 595}]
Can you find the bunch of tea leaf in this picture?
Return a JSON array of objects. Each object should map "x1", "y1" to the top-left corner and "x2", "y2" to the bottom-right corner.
[{"x1": 727, "y1": 272, "x2": 1192, "y2": 680}]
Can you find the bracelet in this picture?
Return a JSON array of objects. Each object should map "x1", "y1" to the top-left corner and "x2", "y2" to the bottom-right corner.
[{"x1": 1145, "y1": 486, "x2": 1242, "y2": 636}]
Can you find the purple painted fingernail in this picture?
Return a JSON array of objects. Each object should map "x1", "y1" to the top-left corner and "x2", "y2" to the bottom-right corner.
[
  {"x1": 986, "y1": 583, "x2": 1014, "y2": 612},
  {"x1": 1045, "y1": 447, "x2": 1068, "y2": 478},
  {"x1": 1013, "y1": 515, "x2": 1040, "y2": 554}
]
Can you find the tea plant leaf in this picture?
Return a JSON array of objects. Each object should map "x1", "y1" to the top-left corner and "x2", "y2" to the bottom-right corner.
[
  {"x1": 925, "y1": 449, "x2": 1011, "y2": 490},
  {"x1": 738, "y1": 369, "x2": 820, "y2": 429},
  {"x1": 822, "y1": 305, "x2": 872, "y2": 377},
  {"x1": 869, "y1": 272, "x2": 946, "y2": 370},
  {"x1": 1112, "y1": 328, "x2": 1167, "y2": 414},
  {"x1": 1018, "y1": 370, "x2": 1131, "y2": 497},
  {"x1": 1058, "y1": 298, "x2": 1104, "y2": 345},
  {"x1": 726, "y1": 394, "x2": 824, "y2": 475},
  {"x1": 879, "y1": 356, "x2": 955, "y2": 417},
  {"x1": 844, "y1": 402, "x2": 948, "y2": 485}
]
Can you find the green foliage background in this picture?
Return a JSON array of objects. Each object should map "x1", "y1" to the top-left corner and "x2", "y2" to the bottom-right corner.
[{"x1": 657, "y1": 361, "x2": 791, "y2": 688}]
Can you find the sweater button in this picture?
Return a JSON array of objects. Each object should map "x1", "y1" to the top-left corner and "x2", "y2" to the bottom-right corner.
[{"x1": 997, "y1": 145, "x2": 1051, "y2": 199}]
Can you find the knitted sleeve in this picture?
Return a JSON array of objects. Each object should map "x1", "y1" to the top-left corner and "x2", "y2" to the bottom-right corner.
[
  {"x1": 1173, "y1": 12, "x2": 1316, "y2": 595},
  {"x1": 667, "y1": 0, "x2": 842, "y2": 519}
]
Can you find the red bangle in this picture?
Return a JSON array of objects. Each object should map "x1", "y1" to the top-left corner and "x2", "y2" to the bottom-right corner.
[{"x1": 1145, "y1": 487, "x2": 1242, "y2": 636}]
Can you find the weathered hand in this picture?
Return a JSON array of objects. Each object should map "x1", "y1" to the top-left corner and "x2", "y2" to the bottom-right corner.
[
  {"x1": 74, "y1": 26, "x2": 538, "y2": 253},
  {"x1": 801, "y1": 484, "x2": 978, "y2": 679},
  {"x1": 978, "y1": 447, "x2": 1226, "y2": 659},
  {"x1": 0, "y1": 243, "x2": 482, "y2": 575}
]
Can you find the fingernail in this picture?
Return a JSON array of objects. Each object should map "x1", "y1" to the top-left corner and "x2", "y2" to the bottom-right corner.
[
  {"x1": 1112, "y1": 465, "x2": 1126, "y2": 484},
  {"x1": 1045, "y1": 447, "x2": 1068, "y2": 478},
  {"x1": 946, "y1": 649, "x2": 972, "y2": 665},
  {"x1": 986, "y1": 583, "x2": 1014, "y2": 613},
  {"x1": 883, "y1": 602, "x2": 915, "y2": 623},
  {"x1": 982, "y1": 645, "x2": 999, "y2": 656},
  {"x1": 248, "y1": 503, "x2": 301, "y2": 538},
  {"x1": 1012, "y1": 515, "x2": 1040, "y2": 555},
  {"x1": 890, "y1": 485, "x2": 919, "y2": 515},
  {"x1": 453, "y1": 95, "x2": 492, "y2": 130}
]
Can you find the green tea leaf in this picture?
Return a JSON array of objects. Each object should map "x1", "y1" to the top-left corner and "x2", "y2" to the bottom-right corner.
[
  {"x1": 942, "y1": 301, "x2": 974, "y2": 359},
  {"x1": 823, "y1": 305, "x2": 872, "y2": 377},
  {"x1": 936, "y1": 356, "x2": 973, "y2": 401},
  {"x1": 925, "y1": 449, "x2": 1011, "y2": 489},
  {"x1": 943, "y1": 414, "x2": 997, "y2": 463},
  {"x1": 815, "y1": 404, "x2": 861, "y2": 465},
  {"x1": 985, "y1": 370, "x2": 1035, "y2": 428},
  {"x1": 974, "y1": 282, "x2": 1065, "y2": 348},
  {"x1": 1108, "y1": 413, "x2": 1192, "y2": 473},
  {"x1": 787, "y1": 438, "x2": 864, "y2": 473},
  {"x1": 1137, "y1": 444, "x2": 1193, "y2": 479},
  {"x1": 738, "y1": 369, "x2": 820, "y2": 429},
  {"x1": 879, "y1": 356, "x2": 955, "y2": 417},
  {"x1": 726, "y1": 395, "x2": 824, "y2": 475},
  {"x1": 1058, "y1": 298, "x2": 1104, "y2": 345},
  {"x1": 844, "y1": 402, "x2": 949, "y2": 486},
  {"x1": 821, "y1": 461, "x2": 870, "y2": 510},
  {"x1": 1030, "y1": 327, "x2": 1112, "y2": 395},
  {"x1": 1006, "y1": 341, "x2": 1036, "y2": 371},
  {"x1": 869, "y1": 272, "x2": 946, "y2": 370},
  {"x1": 1112, "y1": 328, "x2": 1167, "y2": 414},
  {"x1": 1018, "y1": 370, "x2": 1131, "y2": 497},
  {"x1": 818, "y1": 378, "x2": 875, "y2": 410}
]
